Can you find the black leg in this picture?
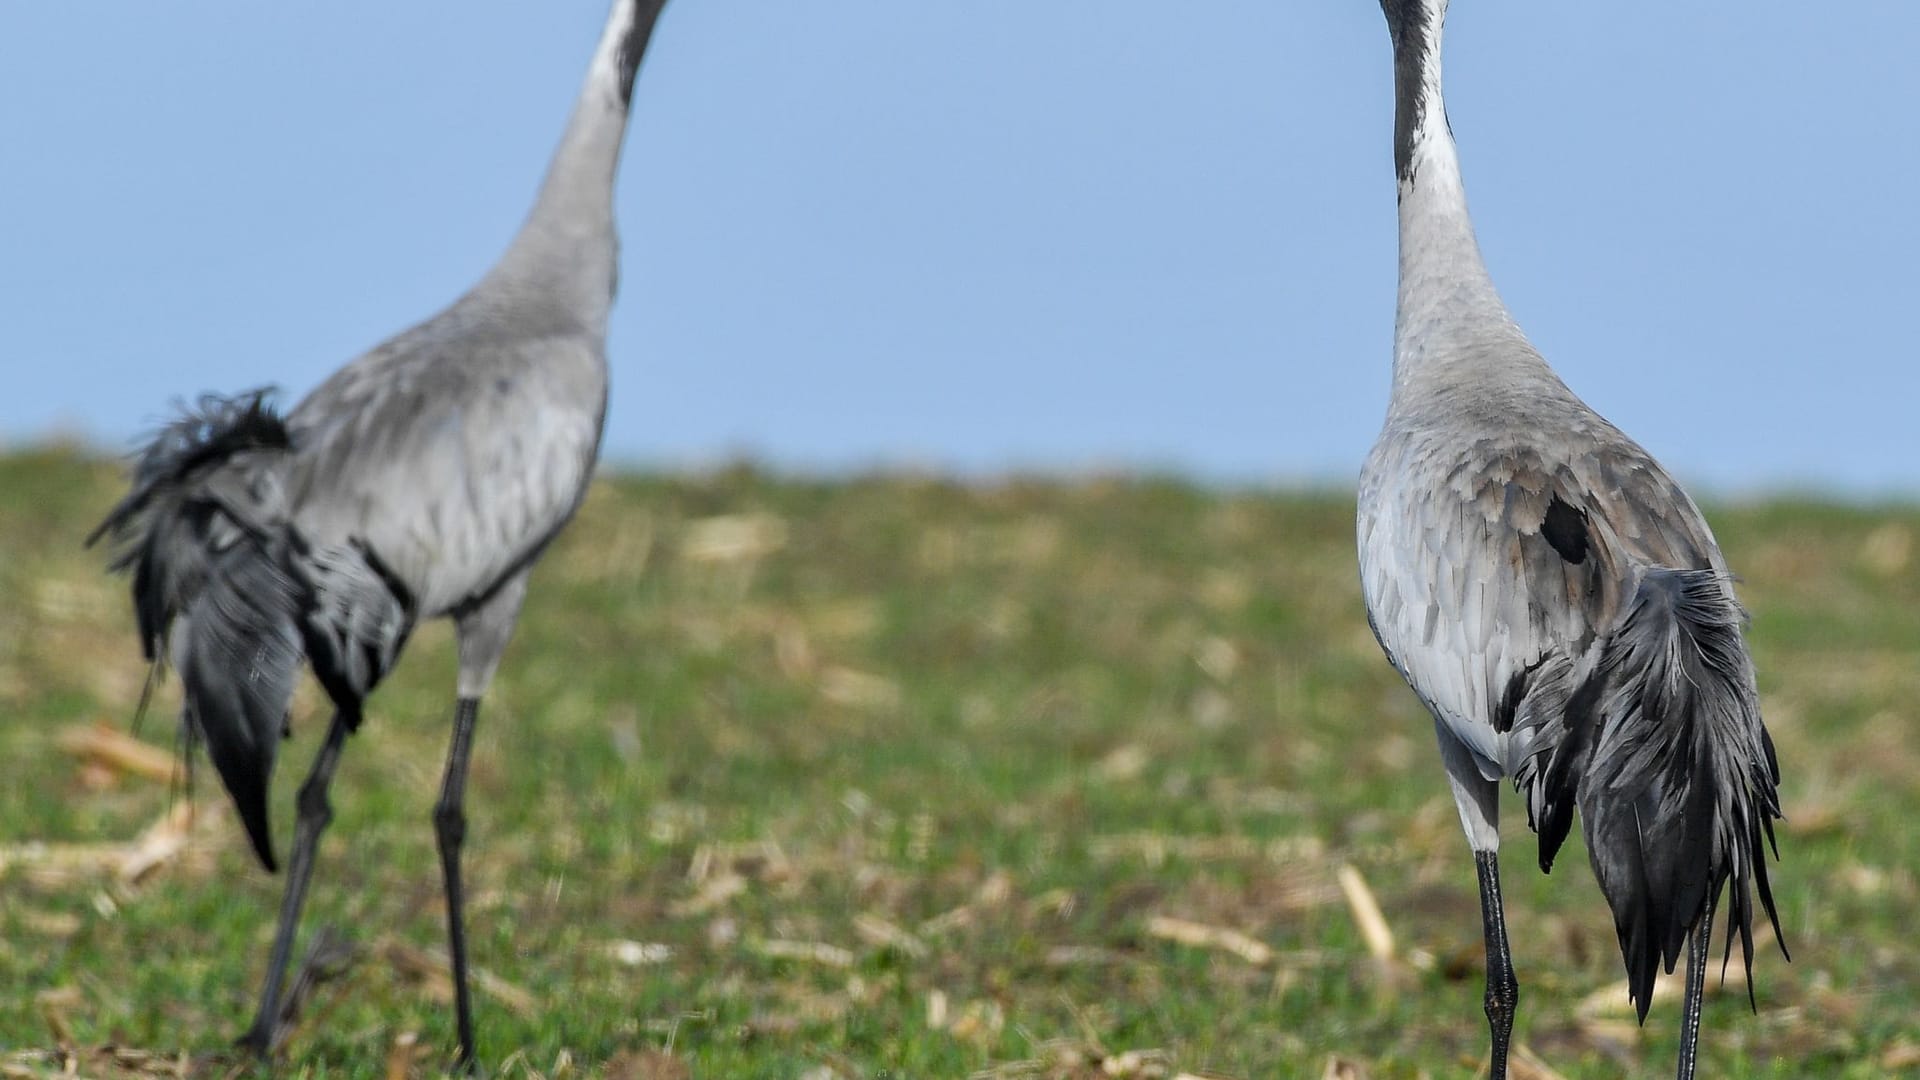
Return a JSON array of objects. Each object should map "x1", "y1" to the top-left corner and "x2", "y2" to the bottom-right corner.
[
  {"x1": 433, "y1": 696, "x2": 483, "y2": 1072},
  {"x1": 1677, "y1": 889, "x2": 1717, "y2": 1080},
  {"x1": 1475, "y1": 850, "x2": 1521, "y2": 1080},
  {"x1": 238, "y1": 710, "x2": 353, "y2": 1056}
]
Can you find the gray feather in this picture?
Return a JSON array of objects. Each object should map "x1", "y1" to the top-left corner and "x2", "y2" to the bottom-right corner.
[
  {"x1": 92, "y1": 0, "x2": 656, "y2": 879},
  {"x1": 1360, "y1": 0, "x2": 1787, "y2": 1069}
]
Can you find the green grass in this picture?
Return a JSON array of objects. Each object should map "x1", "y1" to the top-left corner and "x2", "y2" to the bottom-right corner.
[{"x1": 2, "y1": 445, "x2": 1917, "y2": 1078}]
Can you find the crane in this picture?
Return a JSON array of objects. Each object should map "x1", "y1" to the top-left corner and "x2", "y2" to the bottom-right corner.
[
  {"x1": 1354, "y1": 2, "x2": 1788, "y2": 1077},
  {"x1": 89, "y1": 0, "x2": 675, "y2": 1066}
]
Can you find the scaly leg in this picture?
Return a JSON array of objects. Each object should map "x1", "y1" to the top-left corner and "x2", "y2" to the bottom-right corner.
[
  {"x1": 1475, "y1": 850, "x2": 1521, "y2": 1080},
  {"x1": 1677, "y1": 890, "x2": 1718, "y2": 1080},
  {"x1": 237, "y1": 710, "x2": 353, "y2": 1055},
  {"x1": 433, "y1": 696, "x2": 484, "y2": 1071}
]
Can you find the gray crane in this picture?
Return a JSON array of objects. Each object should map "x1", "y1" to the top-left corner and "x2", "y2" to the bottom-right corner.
[
  {"x1": 1355, "y1": 2, "x2": 1787, "y2": 1077},
  {"x1": 88, "y1": 0, "x2": 674, "y2": 1066}
]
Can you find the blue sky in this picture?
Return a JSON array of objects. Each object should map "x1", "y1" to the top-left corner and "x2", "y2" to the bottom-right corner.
[{"x1": 2, "y1": 3, "x2": 1914, "y2": 496}]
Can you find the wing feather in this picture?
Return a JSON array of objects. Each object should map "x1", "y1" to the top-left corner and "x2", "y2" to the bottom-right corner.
[
  {"x1": 1359, "y1": 415, "x2": 1719, "y2": 788},
  {"x1": 282, "y1": 330, "x2": 608, "y2": 617}
]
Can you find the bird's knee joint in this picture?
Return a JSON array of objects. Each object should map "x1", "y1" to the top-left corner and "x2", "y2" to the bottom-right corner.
[
  {"x1": 433, "y1": 804, "x2": 466, "y2": 847},
  {"x1": 294, "y1": 784, "x2": 333, "y2": 827},
  {"x1": 1484, "y1": 980, "x2": 1519, "y2": 1022}
]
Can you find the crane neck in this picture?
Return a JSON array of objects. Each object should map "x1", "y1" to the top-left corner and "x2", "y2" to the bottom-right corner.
[
  {"x1": 476, "y1": 0, "x2": 670, "y2": 338},
  {"x1": 1382, "y1": 0, "x2": 1539, "y2": 394}
]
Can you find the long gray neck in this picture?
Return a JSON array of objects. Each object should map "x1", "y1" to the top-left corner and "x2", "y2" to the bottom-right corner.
[
  {"x1": 473, "y1": 0, "x2": 669, "y2": 337},
  {"x1": 1382, "y1": 0, "x2": 1540, "y2": 392}
]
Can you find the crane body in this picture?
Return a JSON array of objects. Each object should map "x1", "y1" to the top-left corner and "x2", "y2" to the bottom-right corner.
[
  {"x1": 91, "y1": 0, "x2": 676, "y2": 1066},
  {"x1": 1355, "y1": 2, "x2": 1787, "y2": 1076}
]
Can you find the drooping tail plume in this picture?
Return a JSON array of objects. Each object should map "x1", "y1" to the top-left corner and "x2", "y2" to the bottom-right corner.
[
  {"x1": 91, "y1": 390, "x2": 304, "y2": 870},
  {"x1": 89, "y1": 390, "x2": 290, "y2": 659},
  {"x1": 179, "y1": 536, "x2": 306, "y2": 870},
  {"x1": 1575, "y1": 568, "x2": 1787, "y2": 1020}
]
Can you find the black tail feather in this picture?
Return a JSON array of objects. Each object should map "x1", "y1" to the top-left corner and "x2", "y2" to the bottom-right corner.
[
  {"x1": 1573, "y1": 568, "x2": 1787, "y2": 1022},
  {"x1": 166, "y1": 530, "x2": 410, "y2": 871},
  {"x1": 89, "y1": 389, "x2": 290, "y2": 662},
  {"x1": 179, "y1": 536, "x2": 305, "y2": 871},
  {"x1": 93, "y1": 389, "x2": 300, "y2": 871},
  {"x1": 89, "y1": 388, "x2": 287, "y2": 549},
  {"x1": 1516, "y1": 655, "x2": 1589, "y2": 875}
]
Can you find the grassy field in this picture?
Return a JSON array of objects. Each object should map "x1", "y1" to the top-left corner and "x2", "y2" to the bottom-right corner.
[{"x1": 1, "y1": 445, "x2": 1916, "y2": 1078}]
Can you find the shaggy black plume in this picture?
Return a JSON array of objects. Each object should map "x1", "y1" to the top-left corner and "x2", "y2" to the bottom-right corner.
[
  {"x1": 88, "y1": 389, "x2": 290, "y2": 660},
  {"x1": 90, "y1": 390, "x2": 287, "y2": 540},
  {"x1": 90, "y1": 389, "x2": 303, "y2": 869},
  {"x1": 1575, "y1": 569, "x2": 1787, "y2": 1021},
  {"x1": 181, "y1": 537, "x2": 305, "y2": 869}
]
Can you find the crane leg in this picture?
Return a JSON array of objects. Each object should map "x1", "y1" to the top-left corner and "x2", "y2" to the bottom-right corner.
[
  {"x1": 1475, "y1": 850, "x2": 1521, "y2": 1080},
  {"x1": 1676, "y1": 890, "x2": 1718, "y2": 1080},
  {"x1": 433, "y1": 696, "x2": 484, "y2": 1072},
  {"x1": 237, "y1": 709, "x2": 353, "y2": 1056}
]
